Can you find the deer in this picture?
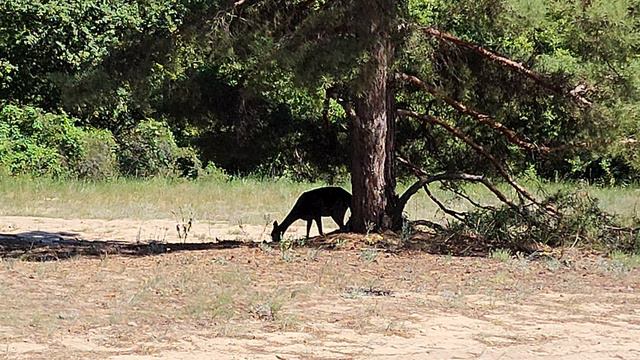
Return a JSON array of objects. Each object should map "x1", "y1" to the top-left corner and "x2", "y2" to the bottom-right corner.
[{"x1": 271, "y1": 187, "x2": 351, "y2": 242}]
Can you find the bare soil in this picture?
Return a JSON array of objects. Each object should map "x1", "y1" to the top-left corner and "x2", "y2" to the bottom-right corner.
[{"x1": 1, "y1": 216, "x2": 639, "y2": 359}]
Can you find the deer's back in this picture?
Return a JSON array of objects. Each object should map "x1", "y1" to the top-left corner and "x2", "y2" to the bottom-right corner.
[{"x1": 291, "y1": 187, "x2": 351, "y2": 219}]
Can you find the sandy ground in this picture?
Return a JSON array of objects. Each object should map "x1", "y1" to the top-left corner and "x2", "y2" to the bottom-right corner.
[{"x1": 1, "y1": 215, "x2": 639, "y2": 359}]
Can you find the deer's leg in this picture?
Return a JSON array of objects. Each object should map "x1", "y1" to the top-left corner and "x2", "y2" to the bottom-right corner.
[
  {"x1": 332, "y1": 207, "x2": 348, "y2": 231},
  {"x1": 315, "y1": 217, "x2": 324, "y2": 236},
  {"x1": 306, "y1": 220, "x2": 312, "y2": 239},
  {"x1": 331, "y1": 213, "x2": 345, "y2": 231}
]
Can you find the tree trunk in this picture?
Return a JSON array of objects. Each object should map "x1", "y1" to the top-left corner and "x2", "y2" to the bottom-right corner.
[{"x1": 350, "y1": 0, "x2": 399, "y2": 232}]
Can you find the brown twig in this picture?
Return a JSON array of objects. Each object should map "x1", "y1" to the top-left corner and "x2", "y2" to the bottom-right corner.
[
  {"x1": 422, "y1": 184, "x2": 466, "y2": 221},
  {"x1": 441, "y1": 182, "x2": 497, "y2": 211}
]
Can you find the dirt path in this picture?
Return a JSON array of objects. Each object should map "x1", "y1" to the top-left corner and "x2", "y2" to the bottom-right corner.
[{"x1": 1, "y1": 216, "x2": 639, "y2": 359}]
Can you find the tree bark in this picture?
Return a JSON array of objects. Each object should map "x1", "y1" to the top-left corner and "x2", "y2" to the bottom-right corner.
[{"x1": 350, "y1": 0, "x2": 398, "y2": 232}]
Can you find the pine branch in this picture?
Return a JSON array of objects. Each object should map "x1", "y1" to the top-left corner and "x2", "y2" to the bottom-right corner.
[
  {"x1": 441, "y1": 182, "x2": 497, "y2": 211},
  {"x1": 397, "y1": 72, "x2": 551, "y2": 153},
  {"x1": 396, "y1": 156, "x2": 519, "y2": 213},
  {"x1": 397, "y1": 109, "x2": 558, "y2": 216},
  {"x1": 422, "y1": 27, "x2": 592, "y2": 108},
  {"x1": 423, "y1": 184, "x2": 466, "y2": 221}
]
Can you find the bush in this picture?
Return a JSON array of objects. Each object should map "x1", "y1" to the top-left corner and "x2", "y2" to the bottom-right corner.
[
  {"x1": 175, "y1": 146, "x2": 203, "y2": 179},
  {"x1": 0, "y1": 105, "x2": 84, "y2": 177},
  {"x1": 76, "y1": 129, "x2": 119, "y2": 180},
  {"x1": 198, "y1": 162, "x2": 230, "y2": 182},
  {"x1": 118, "y1": 119, "x2": 197, "y2": 177},
  {"x1": 446, "y1": 190, "x2": 640, "y2": 254}
]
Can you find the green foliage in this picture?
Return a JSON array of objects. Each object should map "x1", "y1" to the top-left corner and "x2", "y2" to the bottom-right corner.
[
  {"x1": 197, "y1": 163, "x2": 230, "y2": 182},
  {"x1": 401, "y1": 0, "x2": 640, "y2": 182},
  {"x1": 118, "y1": 119, "x2": 197, "y2": 177},
  {"x1": 1, "y1": 0, "x2": 640, "y2": 185},
  {"x1": 0, "y1": 105, "x2": 84, "y2": 177},
  {"x1": 449, "y1": 190, "x2": 640, "y2": 253},
  {"x1": 76, "y1": 129, "x2": 119, "y2": 180},
  {"x1": 0, "y1": 0, "x2": 189, "y2": 110},
  {"x1": 489, "y1": 248, "x2": 512, "y2": 262}
]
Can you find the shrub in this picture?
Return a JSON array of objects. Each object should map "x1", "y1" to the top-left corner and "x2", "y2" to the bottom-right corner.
[
  {"x1": 76, "y1": 129, "x2": 119, "y2": 180},
  {"x1": 175, "y1": 146, "x2": 203, "y2": 179},
  {"x1": 0, "y1": 105, "x2": 84, "y2": 177},
  {"x1": 118, "y1": 119, "x2": 193, "y2": 177},
  {"x1": 446, "y1": 190, "x2": 640, "y2": 254},
  {"x1": 198, "y1": 162, "x2": 230, "y2": 182}
]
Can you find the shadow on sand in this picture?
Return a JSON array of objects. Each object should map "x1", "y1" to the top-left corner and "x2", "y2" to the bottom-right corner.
[
  {"x1": 1, "y1": 228, "x2": 496, "y2": 262},
  {"x1": 0, "y1": 231, "x2": 258, "y2": 262}
]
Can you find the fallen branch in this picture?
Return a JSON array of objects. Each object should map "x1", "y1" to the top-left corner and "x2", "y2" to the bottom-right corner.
[
  {"x1": 422, "y1": 27, "x2": 592, "y2": 108},
  {"x1": 397, "y1": 72, "x2": 551, "y2": 153}
]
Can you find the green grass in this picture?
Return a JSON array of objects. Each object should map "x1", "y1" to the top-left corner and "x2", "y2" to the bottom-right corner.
[
  {"x1": 0, "y1": 174, "x2": 638, "y2": 227},
  {"x1": 489, "y1": 248, "x2": 512, "y2": 262},
  {"x1": 0, "y1": 175, "x2": 330, "y2": 223},
  {"x1": 609, "y1": 250, "x2": 640, "y2": 271}
]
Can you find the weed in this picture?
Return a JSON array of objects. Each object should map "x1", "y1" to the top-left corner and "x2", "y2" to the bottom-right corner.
[
  {"x1": 275, "y1": 314, "x2": 301, "y2": 331},
  {"x1": 280, "y1": 248, "x2": 296, "y2": 263},
  {"x1": 306, "y1": 248, "x2": 320, "y2": 261},
  {"x1": 545, "y1": 257, "x2": 563, "y2": 272},
  {"x1": 401, "y1": 217, "x2": 413, "y2": 245},
  {"x1": 172, "y1": 207, "x2": 194, "y2": 243},
  {"x1": 608, "y1": 251, "x2": 640, "y2": 272},
  {"x1": 1, "y1": 258, "x2": 18, "y2": 271},
  {"x1": 334, "y1": 237, "x2": 347, "y2": 248},
  {"x1": 258, "y1": 242, "x2": 274, "y2": 253},
  {"x1": 359, "y1": 248, "x2": 379, "y2": 263},
  {"x1": 489, "y1": 248, "x2": 512, "y2": 262},
  {"x1": 439, "y1": 289, "x2": 465, "y2": 307}
]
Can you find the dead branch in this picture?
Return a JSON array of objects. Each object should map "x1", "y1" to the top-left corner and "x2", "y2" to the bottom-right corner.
[
  {"x1": 422, "y1": 27, "x2": 592, "y2": 108},
  {"x1": 397, "y1": 72, "x2": 551, "y2": 153},
  {"x1": 605, "y1": 225, "x2": 640, "y2": 233},
  {"x1": 441, "y1": 182, "x2": 497, "y2": 211},
  {"x1": 397, "y1": 109, "x2": 558, "y2": 216},
  {"x1": 423, "y1": 184, "x2": 466, "y2": 221},
  {"x1": 410, "y1": 219, "x2": 446, "y2": 232}
]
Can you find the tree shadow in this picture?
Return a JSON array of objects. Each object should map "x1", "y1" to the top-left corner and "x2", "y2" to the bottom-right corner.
[
  {"x1": 0, "y1": 231, "x2": 258, "y2": 262},
  {"x1": 299, "y1": 231, "x2": 493, "y2": 257}
]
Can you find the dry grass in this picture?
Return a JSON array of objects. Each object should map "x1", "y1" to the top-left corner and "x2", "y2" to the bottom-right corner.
[{"x1": 0, "y1": 175, "x2": 638, "y2": 228}]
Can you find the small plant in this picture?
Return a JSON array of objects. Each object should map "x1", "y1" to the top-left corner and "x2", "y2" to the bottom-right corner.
[
  {"x1": 333, "y1": 237, "x2": 347, "y2": 248},
  {"x1": 235, "y1": 218, "x2": 249, "y2": 239},
  {"x1": 608, "y1": 251, "x2": 640, "y2": 272},
  {"x1": 545, "y1": 257, "x2": 562, "y2": 272},
  {"x1": 360, "y1": 247, "x2": 378, "y2": 263},
  {"x1": 279, "y1": 237, "x2": 296, "y2": 262},
  {"x1": 489, "y1": 248, "x2": 512, "y2": 262},
  {"x1": 401, "y1": 216, "x2": 413, "y2": 245},
  {"x1": 306, "y1": 248, "x2": 320, "y2": 261},
  {"x1": 258, "y1": 242, "x2": 274, "y2": 253},
  {"x1": 172, "y1": 207, "x2": 194, "y2": 243}
]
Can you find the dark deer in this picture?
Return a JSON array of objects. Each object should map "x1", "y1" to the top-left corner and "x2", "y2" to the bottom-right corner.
[{"x1": 271, "y1": 187, "x2": 351, "y2": 242}]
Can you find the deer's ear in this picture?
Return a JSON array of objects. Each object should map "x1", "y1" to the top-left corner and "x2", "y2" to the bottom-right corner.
[{"x1": 273, "y1": 221, "x2": 278, "y2": 227}]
